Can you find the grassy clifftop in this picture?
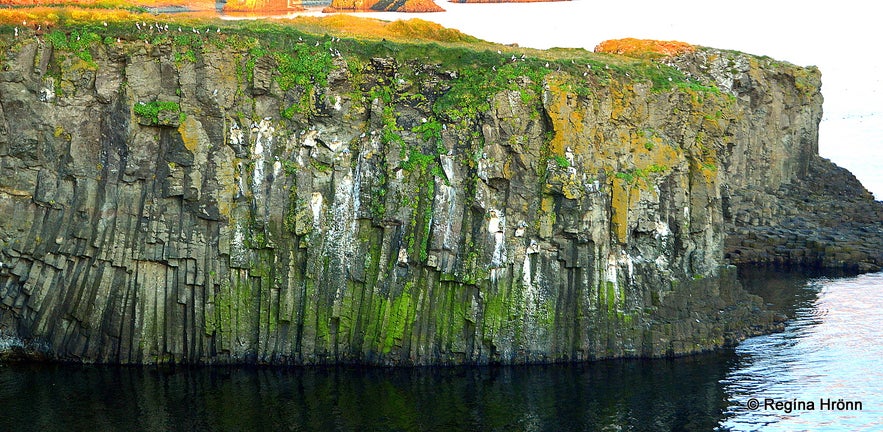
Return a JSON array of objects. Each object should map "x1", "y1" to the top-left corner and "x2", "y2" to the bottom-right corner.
[{"x1": 0, "y1": 6, "x2": 720, "y2": 89}]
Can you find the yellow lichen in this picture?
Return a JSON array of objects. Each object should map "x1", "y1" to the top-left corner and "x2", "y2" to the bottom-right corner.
[
  {"x1": 178, "y1": 115, "x2": 200, "y2": 152},
  {"x1": 538, "y1": 195, "x2": 556, "y2": 238},
  {"x1": 544, "y1": 75, "x2": 585, "y2": 156},
  {"x1": 611, "y1": 177, "x2": 630, "y2": 244}
]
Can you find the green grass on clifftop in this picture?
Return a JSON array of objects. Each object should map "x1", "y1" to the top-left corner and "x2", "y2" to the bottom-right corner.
[{"x1": 0, "y1": 6, "x2": 715, "y2": 96}]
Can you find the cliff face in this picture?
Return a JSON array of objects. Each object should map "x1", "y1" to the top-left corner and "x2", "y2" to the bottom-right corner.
[{"x1": 0, "y1": 24, "x2": 836, "y2": 365}]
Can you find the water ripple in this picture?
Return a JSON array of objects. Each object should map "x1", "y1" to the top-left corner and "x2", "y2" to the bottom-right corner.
[{"x1": 720, "y1": 271, "x2": 883, "y2": 431}]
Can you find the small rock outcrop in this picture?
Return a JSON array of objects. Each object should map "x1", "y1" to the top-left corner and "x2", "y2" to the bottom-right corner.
[
  {"x1": 323, "y1": 0, "x2": 445, "y2": 13},
  {"x1": 724, "y1": 157, "x2": 883, "y2": 272},
  {"x1": 0, "y1": 25, "x2": 876, "y2": 365}
]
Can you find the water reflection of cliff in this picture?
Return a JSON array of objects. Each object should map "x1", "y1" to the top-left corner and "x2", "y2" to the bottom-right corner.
[{"x1": 0, "y1": 356, "x2": 735, "y2": 430}]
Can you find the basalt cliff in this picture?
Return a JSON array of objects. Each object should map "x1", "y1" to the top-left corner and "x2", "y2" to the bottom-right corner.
[{"x1": 1, "y1": 18, "x2": 880, "y2": 365}]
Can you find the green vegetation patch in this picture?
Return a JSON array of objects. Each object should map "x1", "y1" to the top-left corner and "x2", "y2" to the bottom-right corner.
[
  {"x1": 433, "y1": 59, "x2": 549, "y2": 122},
  {"x1": 273, "y1": 44, "x2": 334, "y2": 91},
  {"x1": 552, "y1": 155, "x2": 570, "y2": 168},
  {"x1": 134, "y1": 100, "x2": 183, "y2": 125},
  {"x1": 46, "y1": 29, "x2": 102, "y2": 67}
]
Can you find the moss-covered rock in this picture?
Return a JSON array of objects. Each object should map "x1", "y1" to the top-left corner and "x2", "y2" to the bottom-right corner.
[{"x1": 0, "y1": 16, "x2": 874, "y2": 366}]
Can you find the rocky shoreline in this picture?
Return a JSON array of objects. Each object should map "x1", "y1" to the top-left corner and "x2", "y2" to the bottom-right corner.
[{"x1": 725, "y1": 156, "x2": 883, "y2": 272}]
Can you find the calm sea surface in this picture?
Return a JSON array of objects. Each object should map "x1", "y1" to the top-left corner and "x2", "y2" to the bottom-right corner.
[{"x1": 1, "y1": 268, "x2": 880, "y2": 431}]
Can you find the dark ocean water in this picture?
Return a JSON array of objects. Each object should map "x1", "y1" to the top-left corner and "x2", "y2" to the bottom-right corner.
[{"x1": 1, "y1": 268, "x2": 880, "y2": 431}]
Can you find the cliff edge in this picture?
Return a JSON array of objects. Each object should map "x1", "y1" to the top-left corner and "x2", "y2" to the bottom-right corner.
[{"x1": 0, "y1": 18, "x2": 877, "y2": 365}]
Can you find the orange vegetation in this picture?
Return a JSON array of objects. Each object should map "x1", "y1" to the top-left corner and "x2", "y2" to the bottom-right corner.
[
  {"x1": 223, "y1": 0, "x2": 302, "y2": 13},
  {"x1": 290, "y1": 15, "x2": 472, "y2": 43},
  {"x1": 323, "y1": 0, "x2": 444, "y2": 13},
  {"x1": 594, "y1": 38, "x2": 695, "y2": 58},
  {"x1": 0, "y1": 5, "x2": 224, "y2": 28},
  {"x1": 0, "y1": 4, "x2": 472, "y2": 44},
  {"x1": 0, "y1": 6, "x2": 138, "y2": 26},
  {"x1": 0, "y1": 0, "x2": 215, "y2": 9}
]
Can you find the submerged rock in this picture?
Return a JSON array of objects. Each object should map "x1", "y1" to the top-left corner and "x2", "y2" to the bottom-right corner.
[{"x1": 0, "y1": 24, "x2": 876, "y2": 365}]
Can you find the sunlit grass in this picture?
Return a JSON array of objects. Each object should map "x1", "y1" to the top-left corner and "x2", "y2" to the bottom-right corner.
[
  {"x1": 0, "y1": 4, "x2": 716, "y2": 100},
  {"x1": 224, "y1": 0, "x2": 298, "y2": 13},
  {"x1": 0, "y1": 0, "x2": 216, "y2": 10}
]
